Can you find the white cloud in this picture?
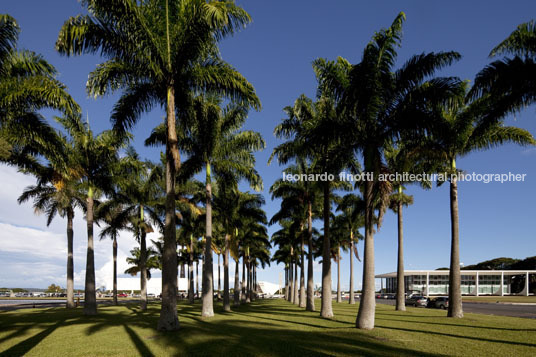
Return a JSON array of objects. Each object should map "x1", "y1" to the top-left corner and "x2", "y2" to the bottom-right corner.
[{"x1": 0, "y1": 222, "x2": 66, "y2": 260}]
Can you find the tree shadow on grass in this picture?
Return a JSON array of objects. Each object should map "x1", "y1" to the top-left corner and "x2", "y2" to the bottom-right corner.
[
  {"x1": 124, "y1": 324, "x2": 155, "y2": 357},
  {"x1": 155, "y1": 319, "x2": 441, "y2": 357},
  {"x1": 376, "y1": 324, "x2": 536, "y2": 348},
  {"x1": 376, "y1": 316, "x2": 536, "y2": 332},
  {"x1": 0, "y1": 320, "x2": 62, "y2": 356},
  {"x1": 232, "y1": 311, "x2": 328, "y2": 329}
]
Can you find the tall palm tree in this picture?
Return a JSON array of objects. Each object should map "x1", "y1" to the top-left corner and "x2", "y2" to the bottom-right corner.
[
  {"x1": 177, "y1": 208, "x2": 203, "y2": 304},
  {"x1": 111, "y1": 153, "x2": 163, "y2": 311},
  {"x1": 59, "y1": 115, "x2": 126, "y2": 315},
  {"x1": 0, "y1": 14, "x2": 79, "y2": 162},
  {"x1": 416, "y1": 82, "x2": 535, "y2": 318},
  {"x1": 270, "y1": 158, "x2": 321, "y2": 310},
  {"x1": 56, "y1": 0, "x2": 259, "y2": 331},
  {"x1": 240, "y1": 217, "x2": 269, "y2": 302},
  {"x1": 2, "y1": 16, "x2": 80, "y2": 307},
  {"x1": 98, "y1": 202, "x2": 132, "y2": 305},
  {"x1": 384, "y1": 145, "x2": 431, "y2": 311},
  {"x1": 178, "y1": 95, "x2": 264, "y2": 316},
  {"x1": 271, "y1": 91, "x2": 354, "y2": 318},
  {"x1": 271, "y1": 220, "x2": 298, "y2": 303},
  {"x1": 335, "y1": 194, "x2": 364, "y2": 305},
  {"x1": 316, "y1": 13, "x2": 462, "y2": 329},
  {"x1": 18, "y1": 166, "x2": 83, "y2": 309},
  {"x1": 214, "y1": 184, "x2": 265, "y2": 311}
]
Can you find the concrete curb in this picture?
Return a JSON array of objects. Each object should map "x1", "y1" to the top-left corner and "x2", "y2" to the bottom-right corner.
[{"x1": 463, "y1": 301, "x2": 536, "y2": 306}]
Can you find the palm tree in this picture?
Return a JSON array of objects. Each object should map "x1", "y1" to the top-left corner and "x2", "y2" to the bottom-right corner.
[
  {"x1": 384, "y1": 145, "x2": 431, "y2": 311},
  {"x1": 316, "y1": 12, "x2": 462, "y2": 329},
  {"x1": 125, "y1": 247, "x2": 160, "y2": 279},
  {"x1": 18, "y1": 167, "x2": 83, "y2": 309},
  {"x1": 471, "y1": 20, "x2": 536, "y2": 120},
  {"x1": 98, "y1": 202, "x2": 132, "y2": 305},
  {"x1": 271, "y1": 221, "x2": 297, "y2": 303},
  {"x1": 335, "y1": 194, "x2": 364, "y2": 305},
  {"x1": 2, "y1": 16, "x2": 80, "y2": 307},
  {"x1": 0, "y1": 14, "x2": 79, "y2": 162},
  {"x1": 214, "y1": 183, "x2": 265, "y2": 311},
  {"x1": 272, "y1": 91, "x2": 354, "y2": 318},
  {"x1": 240, "y1": 217, "x2": 269, "y2": 302},
  {"x1": 179, "y1": 95, "x2": 264, "y2": 316},
  {"x1": 59, "y1": 115, "x2": 126, "y2": 315},
  {"x1": 416, "y1": 82, "x2": 535, "y2": 318},
  {"x1": 56, "y1": 0, "x2": 259, "y2": 331},
  {"x1": 112, "y1": 153, "x2": 163, "y2": 311},
  {"x1": 270, "y1": 158, "x2": 321, "y2": 310},
  {"x1": 177, "y1": 208, "x2": 203, "y2": 304}
]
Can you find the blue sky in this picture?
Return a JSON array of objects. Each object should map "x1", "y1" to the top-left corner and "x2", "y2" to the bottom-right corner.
[{"x1": 1, "y1": 0, "x2": 536, "y2": 290}]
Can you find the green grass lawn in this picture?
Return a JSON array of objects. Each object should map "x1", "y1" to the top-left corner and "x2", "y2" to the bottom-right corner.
[
  {"x1": 462, "y1": 296, "x2": 536, "y2": 303},
  {"x1": 1, "y1": 299, "x2": 535, "y2": 356}
]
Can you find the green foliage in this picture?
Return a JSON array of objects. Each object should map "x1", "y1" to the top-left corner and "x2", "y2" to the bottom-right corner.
[
  {"x1": 56, "y1": 0, "x2": 260, "y2": 134},
  {"x1": 462, "y1": 256, "x2": 536, "y2": 270},
  {"x1": 125, "y1": 247, "x2": 160, "y2": 279},
  {"x1": 45, "y1": 284, "x2": 63, "y2": 293},
  {"x1": 0, "y1": 14, "x2": 80, "y2": 167}
]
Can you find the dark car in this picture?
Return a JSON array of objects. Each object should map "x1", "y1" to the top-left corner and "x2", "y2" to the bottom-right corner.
[
  {"x1": 405, "y1": 295, "x2": 428, "y2": 307},
  {"x1": 434, "y1": 296, "x2": 449, "y2": 309}
]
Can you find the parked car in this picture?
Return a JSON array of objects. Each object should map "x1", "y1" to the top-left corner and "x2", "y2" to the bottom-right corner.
[
  {"x1": 433, "y1": 296, "x2": 449, "y2": 309},
  {"x1": 147, "y1": 293, "x2": 155, "y2": 298},
  {"x1": 117, "y1": 293, "x2": 128, "y2": 298},
  {"x1": 405, "y1": 295, "x2": 428, "y2": 307}
]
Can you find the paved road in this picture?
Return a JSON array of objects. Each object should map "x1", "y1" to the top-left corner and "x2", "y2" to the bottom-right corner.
[
  {"x1": 375, "y1": 298, "x2": 536, "y2": 319},
  {"x1": 0, "y1": 299, "x2": 148, "y2": 312}
]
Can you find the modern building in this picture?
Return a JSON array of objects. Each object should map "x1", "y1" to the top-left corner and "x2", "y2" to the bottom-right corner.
[
  {"x1": 101, "y1": 278, "x2": 189, "y2": 296},
  {"x1": 375, "y1": 270, "x2": 535, "y2": 296},
  {"x1": 257, "y1": 281, "x2": 281, "y2": 296}
]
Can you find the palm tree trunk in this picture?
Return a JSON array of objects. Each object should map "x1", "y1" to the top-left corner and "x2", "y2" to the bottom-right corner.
[
  {"x1": 246, "y1": 258, "x2": 251, "y2": 303},
  {"x1": 396, "y1": 198, "x2": 406, "y2": 311},
  {"x1": 284, "y1": 267, "x2": 289, "y2": 300},
  {"x1": 448, "y1": 167, "x2": 463, "y2": 318},
  {"x1": 66, "y1": 210, "x2": 75, "y2": 309},
  {"x1": 337, "y1": 245, "x2": 342, "y2": 303},
  {"x1": 349, "y1": 232, "x2": 355, "y2": 305},
  {"x1": 158, "y1": 2, "x2": 179, "y2": 328},
  {"x1": 223, "y1": 234, "x2": 231, "y2": 311},
  {"x1": 320, "y1": 181, "x2": 333, "y2": 318},
  {"x1": 299, "y1": 233, "x2": 306, "y2": 307},
  {"x1": 306, "y1": 200, "x2": 315, "y2": 311},
  {"x1": 202, "y1": 164, "x2": 214, "y2": 317},
  {"x1": 196, "y1": 261, "x2": 199, "y2": 298},
  {"x1": 113, "y1": 236, "x2": 118, "y2": 306},
  {"x1": 293, "y1": 257, "x2": 298, "y2": 305},
  {"x1": 218, "y1": 254, "x2": 221, "y2": 295},
  {"x1": 241, "y1": 256, "x2": 246, "y2": 302},
  {"x1": 357, "y1": 176, "x2": 375, "y2": 329},
  {"x1": 188, "y1": 237, "x2": 194, "y2": 304},
  {"x1": 157, "y1": 85, "x2": 179, "y2": 330},
  {"x1": 140, "y1": 211, "x2": 148, "y2": 311},
  {"x1": 84, "y1": 190, "x2": 97, "y2": 315},
  {"x1": 288, "y1": 252, "x2": 294, "y2": 303},
  {"x1": 253, "y1": 265, "x2": 257, "y2": 300},
  {"x1": 233, "y1": 258, "x2": 240, "y2": 306}
]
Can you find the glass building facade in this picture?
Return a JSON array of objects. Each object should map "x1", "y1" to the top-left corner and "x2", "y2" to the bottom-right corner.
[{"x1": 376, "y1": 270, "x2": 534, "y2": 296}]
